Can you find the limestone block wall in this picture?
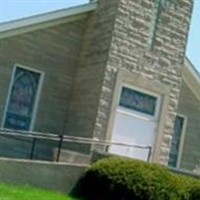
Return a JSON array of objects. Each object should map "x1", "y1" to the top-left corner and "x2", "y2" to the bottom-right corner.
[{"x1": 92, "y1": 0, "x2": 193, "y2": 165}]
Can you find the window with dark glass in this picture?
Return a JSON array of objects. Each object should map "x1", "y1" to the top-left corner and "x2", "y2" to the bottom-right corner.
[
  {"x1": 3, "y1": 66, "x2": 41, "y2": 131},
  {"x1": 119, "y1": 87, "x2": 157, "y2": 116},
  {"x1": 168, "y1": 115, "x2": 185, "y2": 168}
]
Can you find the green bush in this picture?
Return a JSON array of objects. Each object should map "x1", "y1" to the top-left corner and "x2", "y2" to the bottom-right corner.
[
  {"x1": 77, "y1": 157, "x2": 200, "y2": 200},
  {"x1": 187, "y1": 180, "x2": 200, "y2": 200}
]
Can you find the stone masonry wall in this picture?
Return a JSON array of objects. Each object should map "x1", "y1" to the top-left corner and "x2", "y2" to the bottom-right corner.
[{"x1": 93, "y1": 0, "x2": 193, "y2": 165}]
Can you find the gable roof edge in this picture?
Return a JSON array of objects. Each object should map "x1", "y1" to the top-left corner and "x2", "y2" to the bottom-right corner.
[
  {"x1": 183, "y1": 57, "x2": 200, "y2": 102},
  {"x1": 0, "y1": 2, "x2": 97, "y2": 39}
]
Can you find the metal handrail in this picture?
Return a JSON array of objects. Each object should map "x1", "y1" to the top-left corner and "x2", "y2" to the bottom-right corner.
[
  {"x1": 0, "y1": 129, "x2": 152, "y2": 162},
  {"x1": 0, "y1": 128, "x2": 151, "y2": 149}
]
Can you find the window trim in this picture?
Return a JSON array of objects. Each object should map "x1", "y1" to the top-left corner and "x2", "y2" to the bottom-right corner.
[
  {"x1": 176, "y1": 114, "x2": 188, "y2": 169},
  {"x1": 118, "y1": 84, "x2": 161, "y2": 121},
  {"x1": 1, "y1": 63, "x2": 44, "y2": 131}
]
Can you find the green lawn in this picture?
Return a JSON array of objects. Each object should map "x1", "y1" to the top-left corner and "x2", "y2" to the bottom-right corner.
[{"x1": 0, "y1": 184, "x2": 77, "y2": 200}]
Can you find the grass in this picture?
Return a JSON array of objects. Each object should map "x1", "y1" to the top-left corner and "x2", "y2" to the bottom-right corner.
[{"x1": 0, "y1": 184, "x2": 77, "y2": 200}]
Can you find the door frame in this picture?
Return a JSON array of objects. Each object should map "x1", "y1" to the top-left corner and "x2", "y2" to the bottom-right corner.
[{"x1": 105, "y1": 69, "x2": 170, "y2": 163}]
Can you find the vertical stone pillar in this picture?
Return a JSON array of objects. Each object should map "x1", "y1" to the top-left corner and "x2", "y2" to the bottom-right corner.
[{"x1": 93, "y1": 0, "x2": 193, "y2": 165}]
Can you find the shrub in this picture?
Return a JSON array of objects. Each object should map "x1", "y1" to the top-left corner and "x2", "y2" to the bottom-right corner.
[
  {"x1": 77, "y1": 157, "x2": 200, "y2": 200},
  {"x1": 187, "y1": 180, "x2": 200, "y2": 200}
]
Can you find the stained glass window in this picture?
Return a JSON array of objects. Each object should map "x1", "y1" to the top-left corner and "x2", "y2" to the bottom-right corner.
[
  {"x1": 119, "y1": 87, "x2": 157, "y2": 116},
  {"x1": 3, "y1": 66, "x2": 41, "y2": 130},
  {"x1": 168, "y1": 115, "x2": 185, "y2": 168}
]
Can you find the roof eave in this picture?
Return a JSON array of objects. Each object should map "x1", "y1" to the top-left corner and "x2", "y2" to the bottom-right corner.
[
  {"x1": 183, "y1": 57, "x2": 200, "y2": 102},
  {"x1": 0, "y1": 2, "x2": 97, "y2": 39}
]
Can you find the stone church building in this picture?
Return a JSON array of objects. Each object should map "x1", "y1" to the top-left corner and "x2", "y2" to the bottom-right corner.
[{"x1": 0, "y1": 0, "x2": 199, "y2": 172}]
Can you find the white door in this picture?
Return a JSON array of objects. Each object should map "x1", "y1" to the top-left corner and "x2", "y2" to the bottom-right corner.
[{"x1": 109, "y1": 86, "x2": 160, "y2": 161}]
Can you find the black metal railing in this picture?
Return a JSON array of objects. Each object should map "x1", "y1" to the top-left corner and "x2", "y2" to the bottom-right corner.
[{"x1": 0, "y1": 129, "x2": 152, "y2": 163}]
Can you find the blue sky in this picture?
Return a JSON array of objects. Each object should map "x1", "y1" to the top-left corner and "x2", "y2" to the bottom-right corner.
[{"x1": 0, "y1": 0, "x2": 199, "y2": 72}]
